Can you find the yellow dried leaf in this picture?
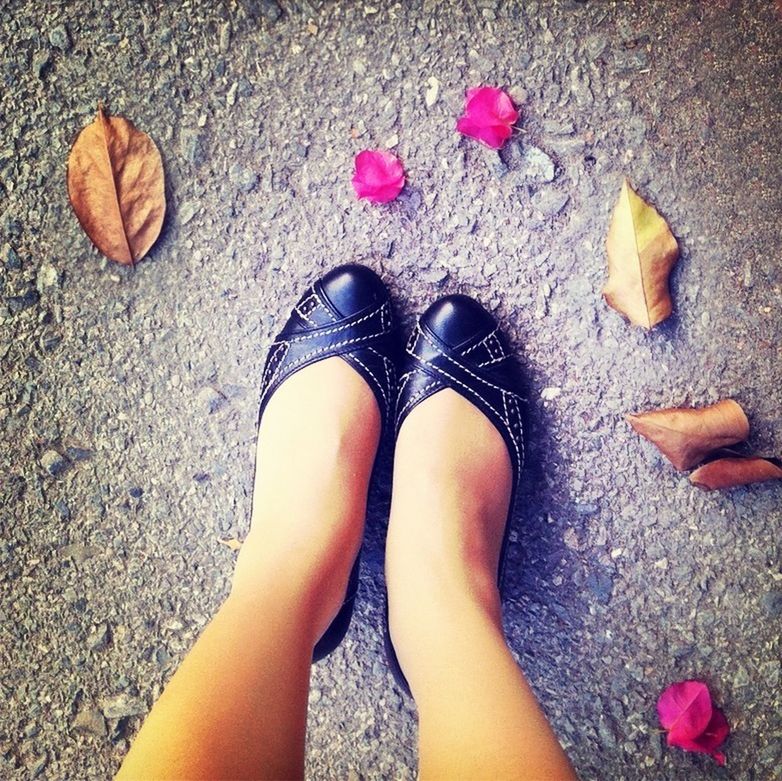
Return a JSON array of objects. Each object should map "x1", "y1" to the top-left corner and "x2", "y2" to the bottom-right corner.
[
  {"x1": 67, "y1": 105, "x2": 166, "y2": 265},
  {"x1": 603, "y1": 178, "x2": 679, "y2": 329}
]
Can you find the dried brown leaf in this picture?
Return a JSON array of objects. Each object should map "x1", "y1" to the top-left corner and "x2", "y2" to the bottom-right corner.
[
  {"x1": 603, "y1": 178, "x2": 680, "y2": 329},
  {"x1": 626, "y1": 399, "x2": 749, "y2": 471},
  {"x1": 690, "y1": 457, "x2": 782, "y2": 491},
  {"x1": 67, "y1": 105, "x2": 165, "y2": 265}
]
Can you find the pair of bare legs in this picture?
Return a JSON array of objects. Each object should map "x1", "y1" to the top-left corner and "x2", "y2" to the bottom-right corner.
[{"x1": 117, "y1": 357, "x2": 576, "y2": 780}]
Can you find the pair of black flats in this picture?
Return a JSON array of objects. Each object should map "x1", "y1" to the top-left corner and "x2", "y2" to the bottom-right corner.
[{"x1": 257, "y1": 264, "x2": 525, "y2": 693}]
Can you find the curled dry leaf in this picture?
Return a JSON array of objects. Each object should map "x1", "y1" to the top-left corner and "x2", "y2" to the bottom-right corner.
[
  {"x1": 603, "y1": 178, "x2": 679, "y2": 329},
  {"x1": 67, "y1": 105, "x2": 165, "y2": 265},
  {"x1": 626, "y1": 399, "x2": 749, "y2": 471},
  {"x1": 690, "y1": 456, "x2": 782, "y2": 491}
]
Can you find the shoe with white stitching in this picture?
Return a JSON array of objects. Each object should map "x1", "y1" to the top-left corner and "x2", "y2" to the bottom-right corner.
[
  {"x1": 258, "y1": 263, "x2": 398, "y2": 662},
  {"x1": 384, "y1": 294, "x2": 525, "y2": 692}
]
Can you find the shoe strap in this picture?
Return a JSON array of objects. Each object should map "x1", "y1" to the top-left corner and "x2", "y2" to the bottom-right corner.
[
  {"x1": 396, "y1": 322, "x2": 525, "y2": 482},
  {"x1": 259, "y1": 285, "x2": 396, "y2": 428}
]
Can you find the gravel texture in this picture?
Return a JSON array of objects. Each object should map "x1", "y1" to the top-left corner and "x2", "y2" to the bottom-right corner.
[{"x1": 1, "y1": 1, "x2": 781, "y2": 779}]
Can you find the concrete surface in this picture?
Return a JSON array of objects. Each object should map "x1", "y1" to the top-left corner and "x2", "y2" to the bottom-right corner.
[{"x1": 1, "y1": 0, "x2": 781, "y2": 778}]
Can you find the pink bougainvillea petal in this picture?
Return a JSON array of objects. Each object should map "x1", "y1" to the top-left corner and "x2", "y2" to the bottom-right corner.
[
  {"x1": 466, "y1": 86, "x2": 518, "y2": 124},
  {"x1": 456, "y1": 86, "x2": 519, "y2": 150},
  {"x1": 456, "y1": 116, "x2": 512, "y2": 149},
  {"x1": 351, "y1": 150, "x2": 405, "y2": 204},
  {"x1": 671, "y1": 708, "x2": 730, "y2": 765},
  {"x1": 658, "y1": 681, "x2": 730, "y2": 766},
  {"x1": 657, "y1": 680, "x2": 713, "y2": 741}
]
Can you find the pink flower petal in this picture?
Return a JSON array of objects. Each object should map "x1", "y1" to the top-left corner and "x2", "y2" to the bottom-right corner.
[
  {"x1": 657, "y1": 680, "x2": 713, "y2": 741},
  {"x1": 669, "y1": 708, "x2": 730, "y2": 765},
  {"x1": 456, "y1": 116, "x2": 513, "y2": 149},
  {"x1": 465, "y1": 86, "x2": 519, "y2": 125},
  {"x1": 456, "y1": 86, "x2": 519, "y2": 149},
  {"x1": 352, "y1": 150, "x2": 405, "y2": 204},
  {"x1": 658, "y1": 681, "x2": 730, "y2": 766}
]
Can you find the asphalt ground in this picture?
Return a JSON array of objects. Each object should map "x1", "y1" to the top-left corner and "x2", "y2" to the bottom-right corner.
[{"x1": 1, "y1": 1, "x2": 780, "y2": 778}]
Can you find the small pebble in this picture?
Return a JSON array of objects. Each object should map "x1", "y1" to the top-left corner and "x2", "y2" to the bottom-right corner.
[
  {"x1": 218, "y1": 22, "x2": 231, "y2": 53},
  {"x1": 65, "y1": 446, "x2": 92, "y2": 462},
  {"x1": 761, "y1": 590, "x2": 782, "y2": 617},
  {"x1": 5, "y1": 245, "x2": 21, "y2": 269},
  {"x1": 73, "y1": 708, "x2": 107, "y2": 738},
  {"x1": 531, "y1": 189, "x2": 569, "y2": 218},
  {"x1": 100, "y1": 693, "x2": 146, "y2": 720},
  {"x1": 49, "y1": 24, "x2": 71, "y2": 51},
  {"x1": 198, "y1": 386, "x2": 225, "y2": 414},
  {"x1": 40, "y1": 449, "x2": 69, "y2": 477},
  {"x1": 424, "y1": 77, "x2": 440, "y2": 108},
  {"x1": 87, "y1": 622, "x2": 110, "y2": 651},
  {"x1": 520, "y1": 146, "x2": 556, "y2": 182},
  {"x1": 32, "y1": 50, "x2": 52, "y2": 79},
  {"x1": 29, "y1": 753, "x2": 48, "y2": 778},
  {"x1": 179, "y1": 202, "x2": 197, "y2": 225},
  {"x1": 7, "y1": 288, "x2": 40, "y2": 314}
]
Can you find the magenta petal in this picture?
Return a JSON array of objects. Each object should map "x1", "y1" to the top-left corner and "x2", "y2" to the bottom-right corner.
[
  {"x1": 658, "y1": 681, "x2": 713, "y2": 741},
  {"x1": 456, "y1": 116, "x2": 509, "y2": 149},
  {"x1": 352, "y1": 150, "x2": 405, "y2": 203},
  {"x1": 672, "y1": 707, "x2": 730, "y2": 762},
  {"x1": 457, "y1": 86, "x2": 519, "y2": 150},
  {"x1": 464, "y1": 87, "x2": 520, "y2": 125}
]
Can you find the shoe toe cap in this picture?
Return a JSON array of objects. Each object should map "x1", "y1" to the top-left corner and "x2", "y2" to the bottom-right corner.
[
  {"x1": 420, "y1": 294, "x2": 497, "y2": 349},
  {"x1": 320, "y1": 264, "x2": 388, "y2": 318}
]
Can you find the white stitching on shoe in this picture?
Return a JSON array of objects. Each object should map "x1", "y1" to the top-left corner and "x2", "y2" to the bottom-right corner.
[
  {"x1": 417, "y1": 327, "x2": 508, "y2": 394},
  {"x1": 287, "y1": 300, "x2": 390, "y2": 343},
  {"x1": 296, "y1": 292, "x2": 318, "y2": 315},
  {"x1": 295, "y1": 304, "x2": 318, "y2": 326},
  {"x1": 505, "y1": 392, "x2": 525, "y2": 465},
  {"x1": 461, "y1": 327, "x2": 499, "y2": 356},
  {"x1": 350, "y1": 353, "x2": 387, "y2": 408},
  {"x1": 260, "y1": 341, "x2": 290, "y2": 396},
  {"x1": 396, "y1": 378, "x2": 440, "y2": 424},
  {"x1": 396, "y1": 369, "x2": 413, "y2": 399},
  {"x1": 367, "y1": 346, "x2": 394, "y2": 398},
  {"x1": 476, "y1": 354, "x2": 510, "y2": 368},
  {"x1": 409, "y1": 326, "x2": 522, "y2": 469},
  {"x1": 274, "y1": 330, "x2": 386, "y2": 376}
]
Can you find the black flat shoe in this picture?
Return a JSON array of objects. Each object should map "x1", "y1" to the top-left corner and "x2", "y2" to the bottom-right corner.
[
  {"x1": 384, "y1": 294, "x2": 525, "y2": 693},
  {"x1": 258, "y1": 263, "x2": 397, "y2": 662}
]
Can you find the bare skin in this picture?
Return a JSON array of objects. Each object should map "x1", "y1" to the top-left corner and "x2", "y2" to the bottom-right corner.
[
  {"x1": 117, "y1": 357, "x2": 380, "y2": 780},
  {"x1": 117, "y1": 361, "x2": 575, "y2": 780},
  {"x1": 386, "y1": 388, "x2": 577, "y2": 781}
]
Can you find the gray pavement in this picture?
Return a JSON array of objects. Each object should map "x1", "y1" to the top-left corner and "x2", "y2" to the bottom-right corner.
[{"x1": 1, "y1": 0, "x2": 781, "y2": 778}]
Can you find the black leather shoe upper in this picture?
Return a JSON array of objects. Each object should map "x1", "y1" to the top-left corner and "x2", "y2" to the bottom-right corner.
[
  {"x1": 320, "y1": 264, "x2": 388, "y2": 318},
  {"x1": 258, "y1": 263, "x2": 397, "y2": 430},
  {"x1": 387, "y1": 294, "x2": 526, "y2": 693},
  {"x1": 396, "y1": 294, "x2": 525, "y2": 501},
  {"x1": 258, "y1": 263, "x2": 397, "y2": 663}
]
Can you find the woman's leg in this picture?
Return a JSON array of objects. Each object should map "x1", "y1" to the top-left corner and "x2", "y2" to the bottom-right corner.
[
  {"x1": 386, "y1": 389, "x2": 576, "y2": 781},
  {"x1": 117, "y1": 357, "x2": 380, "y2": 780}
]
